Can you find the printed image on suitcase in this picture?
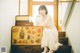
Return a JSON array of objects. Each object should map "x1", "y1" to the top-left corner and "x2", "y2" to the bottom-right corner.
[{"x1": 11, "y1": 26, "x2": 43, "y2": 45}]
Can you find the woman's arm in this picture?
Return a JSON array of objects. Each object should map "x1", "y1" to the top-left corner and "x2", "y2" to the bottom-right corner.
[
  {"x1": 40, "y1": 16, "x2": 51, "y2": 26},
  {"x1": 36, "y1": 15, "x2": 53, "y2": 28}
]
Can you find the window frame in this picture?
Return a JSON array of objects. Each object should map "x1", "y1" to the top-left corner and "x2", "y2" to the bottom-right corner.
[{"x1": 28, "y1": 0, "x2": 58, "y2": 29}]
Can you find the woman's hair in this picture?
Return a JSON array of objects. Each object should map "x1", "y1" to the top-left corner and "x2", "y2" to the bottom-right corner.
[{"x1": 38, "y1": 5, "x2": 48, "y2": 15}]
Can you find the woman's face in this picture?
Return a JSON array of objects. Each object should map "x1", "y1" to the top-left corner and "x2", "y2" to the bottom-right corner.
[{"x1": 39, "y1": 9, "x2": 46, "y2": 16}]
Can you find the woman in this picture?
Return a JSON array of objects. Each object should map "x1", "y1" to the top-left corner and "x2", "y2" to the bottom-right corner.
[{"x1": 36, "y1": 5, "x2": 62, "y2": 53}]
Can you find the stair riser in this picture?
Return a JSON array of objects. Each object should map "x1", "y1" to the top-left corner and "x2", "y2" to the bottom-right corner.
[
  {"x1": 58, "y1": 32, "x2": 65, "y2": 37},
  {"x1": 54, "y1": 46, "x2": 72, "y2": 53},
  {"x1": 59, "y1": 38, "x2": 68, "y2": 45},
  {"x1": 11, "y1": 45, "x2": 41, "y2": 53}
]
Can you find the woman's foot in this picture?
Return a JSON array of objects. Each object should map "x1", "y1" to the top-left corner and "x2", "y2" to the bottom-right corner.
[
  {"x1": 42, "y1": 47, "x2": 48, "y2": 53},
  {"x1": 42, "y1": 51, "x2": 47, "y2": 53},
  {"x1": 47, "y1": 49, "x2": 54, "y2": 53},
  {"x1": 58, "y1": 43, "x2": 63, "y2": 46}
]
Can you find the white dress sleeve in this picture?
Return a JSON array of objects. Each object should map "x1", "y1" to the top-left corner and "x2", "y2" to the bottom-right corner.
[
  {"x1": 40, "y1": 16, "x2": 55, "y2": 29},
  {"x1": 36, "y1": 15, "x2": 56, "y2": 29},
  {"x1": 39, "y1": 16, "x2": 51, "y2": 26}
]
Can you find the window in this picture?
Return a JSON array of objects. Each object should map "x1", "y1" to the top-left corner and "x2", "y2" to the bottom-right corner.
[
  {"x1": 58, "y1": 0, "x2": 74, "y2": 31},
  {"x1": 28, "y1": 0, "x2": 55, "y2": 26}
]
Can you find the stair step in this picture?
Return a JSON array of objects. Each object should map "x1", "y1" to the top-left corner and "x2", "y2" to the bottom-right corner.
[
  {"x1": 59, "y1": 37, "x2": 68, "y2": 45},
  {"x1": 54, "y1": 45, "x2": 71, "y2": 53},
  {"x1": 11, "y1": 45, "x2": 41, "y2": 53},
  {"x1": 58, "y1": 32, "x2": 65, "y2": 37},
  {"x1": 11, "y1": 45, "x2": 71, "y2": 53},
  {"x1": 42, "y1": 45, "x2": 71, "y2": 53}
]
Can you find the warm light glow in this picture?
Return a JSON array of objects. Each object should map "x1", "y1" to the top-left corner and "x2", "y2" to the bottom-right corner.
[{"x1": 33, "y1": 0, "x2": 54, "y2": 2}]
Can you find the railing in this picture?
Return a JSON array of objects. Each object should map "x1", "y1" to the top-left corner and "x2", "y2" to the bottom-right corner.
[{"x1": 62, "y1": 1, "x2": 76, "y2": 30}]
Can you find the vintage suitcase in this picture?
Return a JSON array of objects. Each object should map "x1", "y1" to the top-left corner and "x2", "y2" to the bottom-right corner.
[
  {"x1": 16, "y1": 15, "x2": 29, "y2": 21},
  {"x1": 15, "y1": 15, "x2": 33, "y2": 26},
  {"x1": 16, "y1": 21, "x2": 33, "y2": 26},
  {"x1": 11, "y1": 26, "x2": 43, "y2": 45},
  {"x1": 11, "y1": 26, "x2": 43, "y2": 53}
]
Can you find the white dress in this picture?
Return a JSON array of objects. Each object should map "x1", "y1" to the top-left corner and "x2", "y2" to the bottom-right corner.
[{"x1": 36, "y1": 15, "x2": 61, "y2": 51}]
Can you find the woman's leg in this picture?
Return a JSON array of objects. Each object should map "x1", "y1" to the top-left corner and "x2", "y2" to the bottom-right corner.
[
  {"x1": 48, "y1": 29, "x2": 59, "y2": 51},
  {"x1": 41, "y1": 29, "x2": 49, "y2": 53},
  {"x1": 41, "y1": 32, "x2": 49, "y2": 48}
]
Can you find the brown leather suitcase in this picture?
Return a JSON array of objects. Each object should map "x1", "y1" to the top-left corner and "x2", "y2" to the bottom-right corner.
[
  {"x1": 16, "y1": 21, "x2": 33, "y2": 26},
  {"x1": 15, "y1": 15, "x2": 33, "y2": 26}
]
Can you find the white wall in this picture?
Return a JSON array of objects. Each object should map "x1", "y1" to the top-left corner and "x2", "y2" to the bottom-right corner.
[
  {"x1": 66, "y1": 2, "x2": 80, "y2": 53},
  {"x1": 0, "y1": 0, "x2": 28, "y2": 53}
]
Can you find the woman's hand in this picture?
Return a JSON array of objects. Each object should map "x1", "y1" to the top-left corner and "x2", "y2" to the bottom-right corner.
[{"x1": 42, "y1": 26, "x2": 50, "y2": 29}]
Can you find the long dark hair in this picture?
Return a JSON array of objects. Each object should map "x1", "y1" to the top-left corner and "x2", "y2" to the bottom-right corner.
[{"x1": 38, "y1": 5, "x2": 48, "y2": 15}]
